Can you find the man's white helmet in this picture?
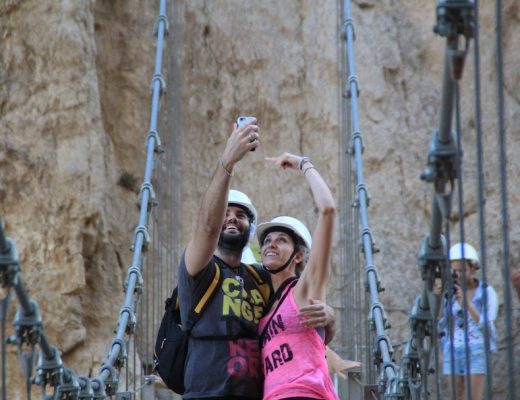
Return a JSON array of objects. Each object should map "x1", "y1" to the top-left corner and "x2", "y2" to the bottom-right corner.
[
  {"x1": 256, "y1": 216, "x2": 312, "y2": 250},
  {"x1": 228, "y1": 189, "x2": 257, "y2": 224},
  {"x1": 449, "y1": 242, "x2": 480, "y2": 269}
]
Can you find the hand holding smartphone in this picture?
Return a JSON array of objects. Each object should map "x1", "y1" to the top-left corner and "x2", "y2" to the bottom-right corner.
[{"x1": 236, "y1": 116, "x2": 257, "y2": 151}]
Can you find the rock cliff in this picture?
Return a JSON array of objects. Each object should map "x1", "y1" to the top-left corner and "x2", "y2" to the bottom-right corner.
[{"x1": 1, "y1": 0, "x2": 518, "y2": 398}]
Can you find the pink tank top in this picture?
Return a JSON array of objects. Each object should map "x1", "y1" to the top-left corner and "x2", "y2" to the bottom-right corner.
[{"x1": 258, "y1": 285, "x2": 339, "y2": 400}]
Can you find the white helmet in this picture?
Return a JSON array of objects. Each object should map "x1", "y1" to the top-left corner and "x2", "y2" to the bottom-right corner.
[
  {"x1": 241, "y1": 245, "x2": 258, "y2": 264},
  {"x1": 449, "y1": 242, "x2": 480, "y2": 269},
  {"x1": 228, "y1": 189, "x2": 257, "y2": 224},
  {"x1": 256, "y1": 216, "x2": 312, "y2": 250}
]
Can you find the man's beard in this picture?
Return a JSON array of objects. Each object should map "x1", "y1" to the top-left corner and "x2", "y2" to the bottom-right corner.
[{"x1": 218, "y1": 229, "x2": 249, "y2": 253}]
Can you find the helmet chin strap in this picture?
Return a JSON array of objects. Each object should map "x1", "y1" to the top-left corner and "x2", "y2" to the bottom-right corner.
[{"x1": 262, "y1": 249, "x2": 298, "y2": 275}]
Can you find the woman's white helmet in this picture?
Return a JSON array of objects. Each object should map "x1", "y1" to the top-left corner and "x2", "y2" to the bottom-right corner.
[
  {"x1": 449, "y1": 242, "x2": 480, "y2": 269},
  {"x1": 256, "y1": 216, "x2": 312, "y2": 250}
]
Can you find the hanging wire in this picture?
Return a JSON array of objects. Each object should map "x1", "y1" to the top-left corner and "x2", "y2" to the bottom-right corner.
[
  {"x1": 443, "y1": 224, "x2": 457, "y2": 400},
  {"x1": 133, "y1": 330, "x2": 137, "y2": 398},
  {"x1": 338, "y1": 0, "x2": 362, "y2": 381},
  {"x1": 0, "y1": 288, "x2": 11, "y2": 400},
  {"x1": 453, "y1": 81, "x2": 474, "y2": 400},
  {"x1": 494, "y1": 0, "x2": 516, "y2": 398},
  {"x1": 470, "y1": 1, "x2": 494, "y2": 398}
]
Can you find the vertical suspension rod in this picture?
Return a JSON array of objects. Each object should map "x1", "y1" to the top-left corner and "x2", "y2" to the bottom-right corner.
[{"x1": 343, "y1": 0, "x2": 397, "y2": 382}]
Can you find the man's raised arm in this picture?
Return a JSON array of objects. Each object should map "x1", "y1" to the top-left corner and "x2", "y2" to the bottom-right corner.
[{"x1": 184, "y1": 119, "x2": 259, "y2": 276}]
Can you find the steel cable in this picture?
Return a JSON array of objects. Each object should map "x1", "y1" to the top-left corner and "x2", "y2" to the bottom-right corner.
[
  {"x1": 470, "y1": 1, "x2": 494, "y2": 398},
  {"x1": 453, "y1": 81, "x2": 474, "y2": 400},
  {"x1": 494, "y1": 0, "x2": 516, "y2": 398}
]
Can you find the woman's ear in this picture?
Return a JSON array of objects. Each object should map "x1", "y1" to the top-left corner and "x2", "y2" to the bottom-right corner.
[{"x1": 293, "y1": 250, "x2": 304, "y2": 265}]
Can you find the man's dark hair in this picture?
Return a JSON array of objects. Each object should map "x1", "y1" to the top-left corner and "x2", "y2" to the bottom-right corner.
[{"x1": 229, "y1": 203, "x2": 255, "y2": 224}]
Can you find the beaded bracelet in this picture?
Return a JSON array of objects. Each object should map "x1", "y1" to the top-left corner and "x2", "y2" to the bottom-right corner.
[
  {"x1": 303, "y1": 166, "x2": 315, "y2": 175},
  {"x1": 220, "y1": 160, "x2": 234, "y2": 177}
]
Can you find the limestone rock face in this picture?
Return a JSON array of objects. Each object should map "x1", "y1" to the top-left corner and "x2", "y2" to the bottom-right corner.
[{"x1": 1, "y1": 0, "x2": 519, "y2": 398}]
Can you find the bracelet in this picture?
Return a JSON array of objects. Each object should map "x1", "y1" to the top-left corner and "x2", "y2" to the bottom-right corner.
[
  {"x1": 220, "y1": 159, "x2": 234, "y2": 177},
  {"x1": 303, "y1": 166, "x2": 315, "y2": 175},
  {"x1": 299, "y1": 156, "x2": 310, "y2": 170}
]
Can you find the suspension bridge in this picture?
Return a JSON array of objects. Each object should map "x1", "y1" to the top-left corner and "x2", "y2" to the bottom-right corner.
[{"x1": 0, "y1": 0, "x2": 518, "y2": 399}]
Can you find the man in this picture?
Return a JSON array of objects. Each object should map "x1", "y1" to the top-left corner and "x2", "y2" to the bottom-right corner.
[{"x1": 177, "y1": 119, "x2": 335, "y2": 399}]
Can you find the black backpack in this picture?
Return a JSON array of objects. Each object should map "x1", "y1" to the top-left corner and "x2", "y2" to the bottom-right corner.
[
  {"x1": 153, "y1": 263, "x2": 221, "y2": 394},
  {"x1": 153, "y1": 262, "x2": 271, "y2": 394}
]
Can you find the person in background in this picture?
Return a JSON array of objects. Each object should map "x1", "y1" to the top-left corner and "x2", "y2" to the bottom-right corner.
[{"x1": 435, "y1": 242, "x2": 498, "y2": 400}]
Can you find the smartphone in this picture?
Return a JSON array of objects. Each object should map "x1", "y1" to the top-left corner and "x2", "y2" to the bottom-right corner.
[{"x1": 236, "y1": 116, "x2": 257, "y2": 151}]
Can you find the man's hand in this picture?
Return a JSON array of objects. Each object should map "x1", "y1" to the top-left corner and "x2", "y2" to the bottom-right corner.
[
  {"x1": 326, "y1": 347, "x2": 362, "y2": 379},
  {"x1": 298, "y1": 299, "x2": 334, "y2": 327},
  {"x1": 221, "y1": 119, "x2": 259, "y2": 170},
  {"x1": 298, "y1": 299, "x2": 336, "y2": 344},
  {"x1": 185, "y1": 119, "x2": 259, "y2": 276}
]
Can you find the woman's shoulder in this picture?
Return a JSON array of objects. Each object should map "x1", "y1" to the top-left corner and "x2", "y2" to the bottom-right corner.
[
  {"x1": 475, "y1": 281, "x2": 498, "y2": 304},
  {"x1": 479, "y1": 281, "x2": 497, "y2": 294}
]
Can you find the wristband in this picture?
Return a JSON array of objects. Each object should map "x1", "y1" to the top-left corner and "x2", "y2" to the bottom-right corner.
[{"x1": 299, "y1": 156, "x2": 310, "y2": 170}]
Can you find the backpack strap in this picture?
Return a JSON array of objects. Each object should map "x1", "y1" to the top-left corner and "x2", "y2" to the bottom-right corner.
[
  {"x1": 193, "y1": 263, "x2": 221, "y2": 314},
  {"x1": 244, "y1": 263, "x2": 272, "y2": 304},
  {"x1": 183, "y1": 262, "x2": 221, "y2": 332}
]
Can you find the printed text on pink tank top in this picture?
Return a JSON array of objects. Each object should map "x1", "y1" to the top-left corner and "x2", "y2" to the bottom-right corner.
[{"x1": 262, "y1": 314, "x2": 294, "y2": 375}]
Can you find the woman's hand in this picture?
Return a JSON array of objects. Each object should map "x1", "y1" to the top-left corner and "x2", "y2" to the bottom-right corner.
[
  {"x1": 265, "y1": 152, "x2": 304, "y2": 170},
  {"x1": 454, "y1": 284, "x2": 464, "y2": 306}
]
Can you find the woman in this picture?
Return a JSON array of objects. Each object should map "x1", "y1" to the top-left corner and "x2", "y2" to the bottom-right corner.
[
  {"x1": 436, "y1": 242, "x2": 498, "y2": 400},
  {"x1": 257, "y1": 152, "x2": 339, "y2": 400}
]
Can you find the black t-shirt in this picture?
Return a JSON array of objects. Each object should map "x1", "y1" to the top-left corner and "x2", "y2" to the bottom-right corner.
[{"x1": 178, "y1": 253, "x2": 271, "y2": 399}]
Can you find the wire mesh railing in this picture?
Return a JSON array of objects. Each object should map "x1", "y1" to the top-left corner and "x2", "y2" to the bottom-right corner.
[{"x1": 0, "y1": 0, "x2": 169, "y2": 398}]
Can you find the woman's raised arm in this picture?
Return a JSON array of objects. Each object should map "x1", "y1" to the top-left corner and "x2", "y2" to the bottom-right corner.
[{"x1": 265, "y1": 153, "x2": 336, "y2": 305}]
